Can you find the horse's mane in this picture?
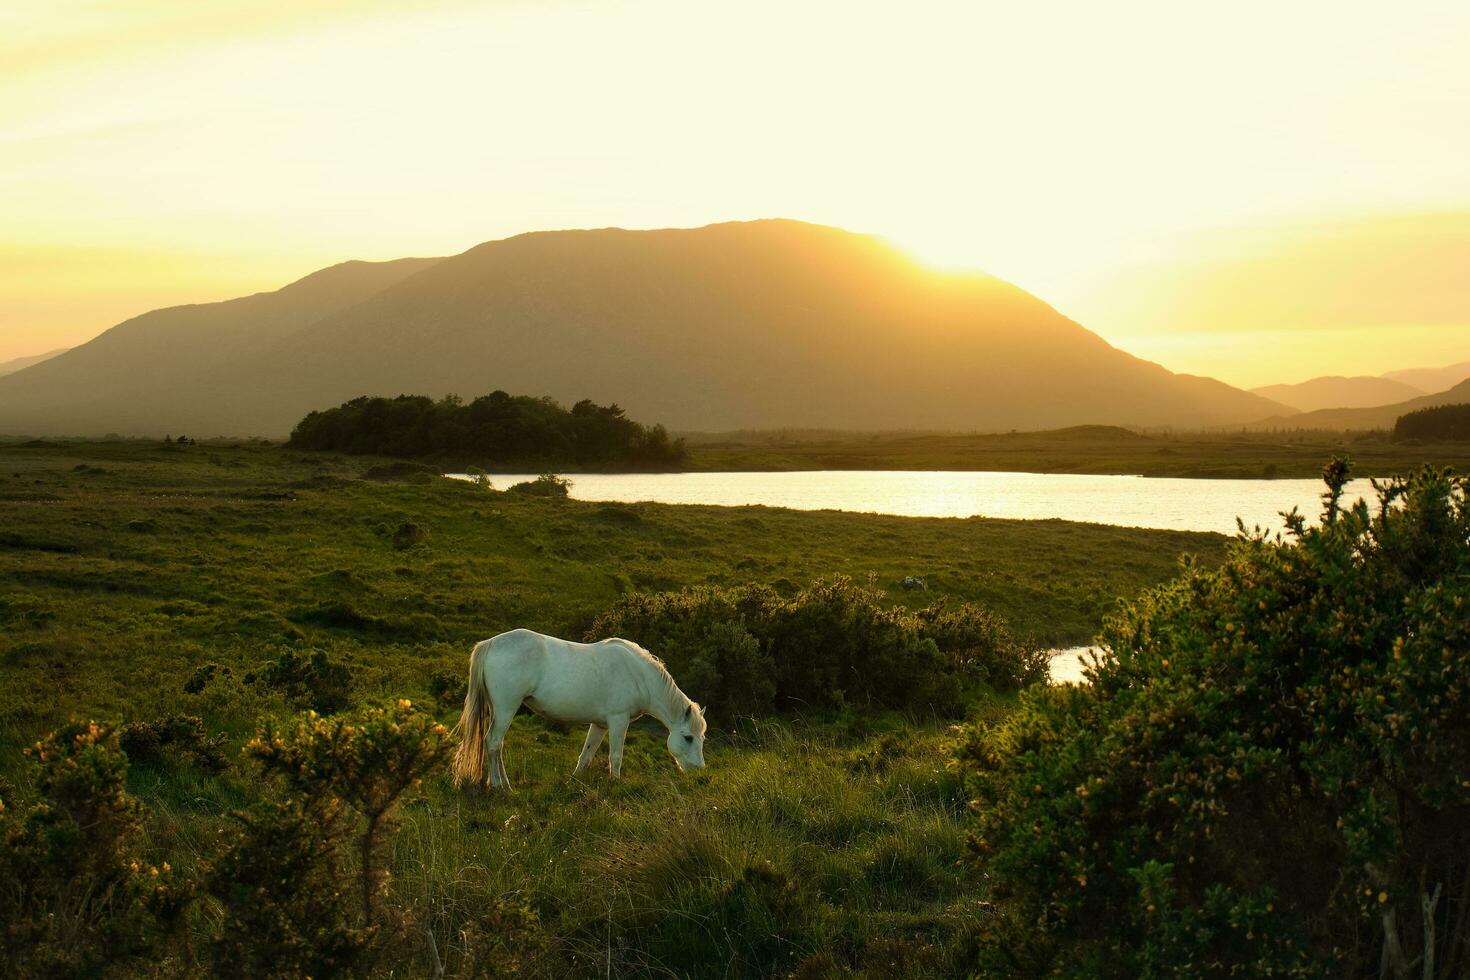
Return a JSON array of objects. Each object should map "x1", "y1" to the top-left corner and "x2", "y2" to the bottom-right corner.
[{"x1": 611, "y1": 637, "x2": 706, "y2": 733}]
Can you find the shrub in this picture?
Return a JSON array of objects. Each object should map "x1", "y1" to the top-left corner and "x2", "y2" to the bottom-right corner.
[
  {"x1": 0, "y1": 722, "x2": 193, "y2": 976},
  {"x1": 956, "y1": 462, "x2": 1470, "y2": 978},
  {"x1": 119, "y1": 714, "x2": 229, "y2": 772},
  {"x1": 428, "y1": 669, "x2": 464, "y2": 713},
  {"x1": 246, "y1": 700, "x2": 454, "y2": 925},
  {"x1": 182, "y1": 661, "x2": 227, "y2": 694},
  {"x1": 592, "y1": 577, "x2": 1039, "y2": 718},
  {"x1": 508, "y1": 474, "x2": 572, "y2": 498},
  {"x1": 205, "y1": 798, "x2": 368, "y2": 979},
  {"x1": 249, "y1": 648, "x2": 354, "y2": 713},
  {"x1": 392, "y1": 521, "x2": 430, "y2": 549}
]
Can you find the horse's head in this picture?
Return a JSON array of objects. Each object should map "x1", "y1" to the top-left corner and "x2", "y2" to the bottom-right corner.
[{"x1": 667, "y1": 701, "x2": 707, "y2": 770}]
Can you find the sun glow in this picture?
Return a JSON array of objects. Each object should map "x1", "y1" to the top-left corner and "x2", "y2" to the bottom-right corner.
[{"x1": 3, "y1": 0, "x2": 1469, "y2": 382}]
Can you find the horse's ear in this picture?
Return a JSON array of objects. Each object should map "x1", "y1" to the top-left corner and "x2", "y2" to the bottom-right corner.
[{"x1": 683, "y1": 704, "x2": 691, "y2": 721}]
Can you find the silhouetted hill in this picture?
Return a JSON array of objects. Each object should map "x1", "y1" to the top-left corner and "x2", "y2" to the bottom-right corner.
[
  {"x1": 0, "y1": 258, "x2": 439, "y2": 435},
  {"x1": 1381, "y1": 360, "x2": 1470, "y2": 395},
  {"x1": 0, "y1": 348, "x2": 68, "y2": 377},
  {"x1": 0, "y1": 221, "x2": 1288, "y2": 437},
  {"x1": 1250, "y1": 375, "x2": 1425, "y2": 412},
  {"x1": 1245, "y1": 378, "x2": 1470, "y2": 431}
]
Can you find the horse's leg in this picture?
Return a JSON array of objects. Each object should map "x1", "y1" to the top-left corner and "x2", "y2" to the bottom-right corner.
[
  {"x1": 606, "y1": 714, "x2": 630, "y2": 779},
  {"x1": 485, "y1": 698, "x2": 518, "y2": 791},
  {"x1": 573, "y1": 724, "x2": 606, "y2": 775}
]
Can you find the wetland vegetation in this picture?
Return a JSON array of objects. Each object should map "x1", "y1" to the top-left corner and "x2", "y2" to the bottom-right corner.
[{"x1": 2, "y1": 440, "x2": 1464, "y2": 977}]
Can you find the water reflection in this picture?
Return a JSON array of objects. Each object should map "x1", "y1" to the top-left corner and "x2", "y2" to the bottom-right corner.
[{"x1": 450, "y1": 470, "x2": 1373, "y2": 535}]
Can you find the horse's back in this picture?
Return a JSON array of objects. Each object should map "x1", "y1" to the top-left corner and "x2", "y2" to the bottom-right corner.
[{"x1": 477, "y1": 630, "x2": 643, "y2": 722}]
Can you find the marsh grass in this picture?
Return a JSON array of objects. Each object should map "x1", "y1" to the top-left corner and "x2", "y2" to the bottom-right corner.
[
  {"x1": 387, "y1": 714, "x2": 981, "y2": 978},
  {"x1": 0, "y1": 440, "x2": 1223, "y2": 976}
]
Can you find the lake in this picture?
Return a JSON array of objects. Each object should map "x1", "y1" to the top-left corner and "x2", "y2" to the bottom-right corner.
[{"x1": 450, "y1": 470, "x2": 1375, "y2": 535}]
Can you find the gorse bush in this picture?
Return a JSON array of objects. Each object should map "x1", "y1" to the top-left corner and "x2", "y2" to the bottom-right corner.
[
  {"x1": 2, "y1": 703, "x2": 453, "y2": 978},
  {"x1": 0, "y1": 722, "x2": 191, "y2": 977},
  {"x1": 205, "y1": 798, "x2": 369, "y2": 979},
  {"x1": 287, "y1": 391, "x2": 686, "y2": 468},
  {"x1": 592, "y1": 576, "x2": 1045, "y2": 718},
  {"x1": 119, "y1": 714, "x2": 228, "y2": 772},
  {"x1": 248, "y1": 647, "x2": 354, "y2": 713},
  {"x1": 957, "y1": 461, "x2": 1470, "y2": 978},
  {"x1": 247, "y1": 700, "x2": 454, "y2": 925}
]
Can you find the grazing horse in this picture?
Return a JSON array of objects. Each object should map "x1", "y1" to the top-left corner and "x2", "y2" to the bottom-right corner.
[{"x1": 452, "y1": 628, "x2": 708, "y2": 790}]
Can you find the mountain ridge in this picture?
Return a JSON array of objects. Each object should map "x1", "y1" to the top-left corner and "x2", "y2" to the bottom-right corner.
[
  {"x1": 1250, "y1": 375, "x2": 1426, "y2": 413},
  {"x1": 1245, "y1": 378, "x2": 1470, "y2": 431},
  {"x1": 0, "y1": 348, "x2": 69, "y2": 377},
  {"x1": 0, "y1": 220, "x2": 1290, "y2": 437}
]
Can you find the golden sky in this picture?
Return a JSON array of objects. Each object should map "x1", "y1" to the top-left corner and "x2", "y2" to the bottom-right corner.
[{"x1": 3, "y1": 0, "x2": 1468, "y2": 386}]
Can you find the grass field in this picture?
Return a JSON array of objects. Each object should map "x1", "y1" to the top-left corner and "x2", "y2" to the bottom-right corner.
[
  {"x1": 684, "y1": 425, "x2": 1470, "y2": 478},
  {"x1": 0, "y1": 440, "x2": 1229, "y2": 976}
]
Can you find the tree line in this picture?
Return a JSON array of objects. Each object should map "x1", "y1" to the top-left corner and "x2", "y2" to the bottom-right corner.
[
  {"x1": 287, "y1": 392, "x2": 686, "y2": 468},
  {"x1": 1394, "y1": 402, "x2": 1470, "y2": 441}
]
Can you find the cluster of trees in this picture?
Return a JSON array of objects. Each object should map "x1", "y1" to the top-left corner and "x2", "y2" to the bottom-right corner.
[
  {"x1": 287, "y1": 392, "x2": 686, "y2": 468},
  {"x1": 592, "y1": 577, "x2": 1048, "y2": 719},
  {"x1": 1394, "y1": 402, "x2": 1470, "y2": 442},
  {"x1": 957, "y1": 461, "x2": 1470, "y2": 977}
]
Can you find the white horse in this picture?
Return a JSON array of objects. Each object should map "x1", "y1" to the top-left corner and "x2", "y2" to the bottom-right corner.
[{"x1": 452, "y1": 628, "x2": 708, "y2": 790}]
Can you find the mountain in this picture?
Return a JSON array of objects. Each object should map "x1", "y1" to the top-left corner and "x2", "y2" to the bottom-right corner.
[
  {"x1": 0, "y1": 348, "x2": 68, "y2": 377},
  {"x1": 0, "y1": 220, "x2": 1290, "y2": 437},
  {"x1": 1250, "y1": 375, "x2": 1425, "y2": 413},
  {"x1": 1246, "y1": 378, "x2": 1470, "y2": 431},
  {"x1": 0, "y1": 258, "x2": 440, "y2": 436},
  {"x1": 1381, "y1": 360, "x2": 1470, "y2": 395}
]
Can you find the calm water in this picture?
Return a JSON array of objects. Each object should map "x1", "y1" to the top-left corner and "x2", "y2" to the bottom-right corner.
[
  {"x1": 451, "y1": 470, "x2": 1374, "y2": 535},
  {"x1": 1048, "y1": 646, "x2": 1102, "y2": 684}
]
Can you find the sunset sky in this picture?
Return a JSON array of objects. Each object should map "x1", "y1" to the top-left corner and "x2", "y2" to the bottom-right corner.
[{"x1": 3, "y1": 0, "x2": 1468, "y2": 387}]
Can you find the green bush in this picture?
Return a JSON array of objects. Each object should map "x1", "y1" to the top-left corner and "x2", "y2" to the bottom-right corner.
[
  {"x1": 0, "y1": 722, "x2": 192, "y2": 977},
  {"x1": 119, "y1": 714, "x2": 228, "y2": 772},
  {"x1": 509, "y1": 473, "x2": 572, "y2": 497},
  {"x1": 956, "y1": 462, "x2": 1470, "y2": 978},
  {"x1": 248, "y1": 647, "x2": 354, "y2": 713},
  {"x1": 205, "y1": 798, "x2": 369, "y2": 979},
  {"x1": 592, "y1": 577, "x2": 1040, "y2": 718},
  {"x1": 246, "y1": 699, "x2": 454, "y2": 925},
  {"x1": 391, "y1": 520, "x2": 430, "y2": 549}
]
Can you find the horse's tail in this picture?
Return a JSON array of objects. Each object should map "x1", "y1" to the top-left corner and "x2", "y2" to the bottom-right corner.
[{"x1": 452, "y1": 639, "x2": 493, "y2": 786}]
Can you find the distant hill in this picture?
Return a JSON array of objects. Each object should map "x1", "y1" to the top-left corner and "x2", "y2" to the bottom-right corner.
[
  {"x1": 1246, "y1": 378, "x2": 1470, "y2": 431},
  {"x1": 1250, "y1": 375, "x2": 1425, "y2": 412},
  {"x1": 0, "y1": 220, "x2": 1289, "y2": 437},
  {"x1": 0, "y1": 348, "x2": 68, "y2": 377},
  {"x1": 0, "y1": 258, "x2": 439, "y2": 436},
  {"x1": 1381, "y1": 360, "x2": 1470, "y2": 395}
]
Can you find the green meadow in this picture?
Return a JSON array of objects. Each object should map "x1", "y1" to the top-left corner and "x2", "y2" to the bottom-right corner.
[{"x1": 0, "y1": 440, "x2": 1224, "y2": 976}]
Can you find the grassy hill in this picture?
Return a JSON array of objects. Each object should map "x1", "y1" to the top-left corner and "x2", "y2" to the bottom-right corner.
[{"x1": 0, "y1": 220, "x2": 1289, "y2": 438}]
